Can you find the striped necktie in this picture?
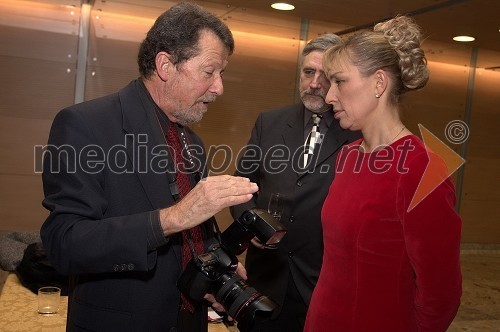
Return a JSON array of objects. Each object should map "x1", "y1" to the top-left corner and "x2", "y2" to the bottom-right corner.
[{"x1": 303, "y1": 113, "x2": 322, "y2": 167}]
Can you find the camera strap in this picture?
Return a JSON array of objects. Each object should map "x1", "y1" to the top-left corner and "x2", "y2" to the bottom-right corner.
[
  {"x1": 151, "y1": 106, "x2": 226, "y2": 264},
  {"x1": 153, "y1": 111, "x2": 200, "y2": 200},
  {"x1": 152, "y1": 108, "x2": 202, "y2": 257},
  {"x1": 211, "y1": 218, "x2": 223, "y2": 246},
  {"x1": 137, "y1": 79, "x2": 184, "y2": 203}
]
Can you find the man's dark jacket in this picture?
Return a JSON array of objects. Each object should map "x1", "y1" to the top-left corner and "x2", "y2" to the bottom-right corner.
[
  {"x1": 231, "y1": 104, "x2": 361, "y2": 316},
  {"x1": 41, "y1": 80, "x2": 212, "y2": 332}
]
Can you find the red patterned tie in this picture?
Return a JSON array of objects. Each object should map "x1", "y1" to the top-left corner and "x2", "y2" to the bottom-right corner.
[{"x1": 166, "y1": 123, "x2": 205, "y2": 312}]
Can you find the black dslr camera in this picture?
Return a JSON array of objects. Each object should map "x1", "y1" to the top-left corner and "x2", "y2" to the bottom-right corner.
[{"x1": 177, "y1": 208, "x2": 287, "y2": 331}]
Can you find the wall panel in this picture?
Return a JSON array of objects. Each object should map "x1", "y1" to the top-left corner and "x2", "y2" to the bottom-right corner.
[
  {"x1": 0, "y1": 175, "x2": 47, "y2": 231},
  {"x1": 0, "y1": 4, "x2": 78, "y2": 231},
  {"x1": 459, "y1": 54, "x2": 500, "y2": 242}
]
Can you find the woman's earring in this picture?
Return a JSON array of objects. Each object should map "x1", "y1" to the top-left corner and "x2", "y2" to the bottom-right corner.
[{"x1": 375, "y1": 93, "x2": 380, "y2": 98}]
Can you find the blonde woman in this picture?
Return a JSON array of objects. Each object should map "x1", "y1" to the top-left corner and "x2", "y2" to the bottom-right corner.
[{"x1": 305, "y1": 16, "x2": 462, "y2": 332}]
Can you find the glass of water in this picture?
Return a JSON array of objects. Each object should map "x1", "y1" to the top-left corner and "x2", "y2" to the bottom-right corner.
[{"x1": 267, "y1": 193, "x2": 284, "y2": 220}]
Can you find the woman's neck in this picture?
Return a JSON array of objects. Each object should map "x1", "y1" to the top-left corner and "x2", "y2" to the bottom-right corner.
[{"x1": 360, "y1": 111, "x2": 407, "y2": 152}]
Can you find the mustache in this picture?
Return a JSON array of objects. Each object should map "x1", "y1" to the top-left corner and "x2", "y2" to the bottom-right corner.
[
  {"x1": 202, "y1": 95, "x2": 217, "y2": 103},
  {"x1": 302, "y1": 89, "x2": 326, "y2": 98}
]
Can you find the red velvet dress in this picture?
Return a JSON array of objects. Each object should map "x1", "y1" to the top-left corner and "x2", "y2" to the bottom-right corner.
[{"x1": 304, "y1": 135, "x2": 462, "y2": 332}]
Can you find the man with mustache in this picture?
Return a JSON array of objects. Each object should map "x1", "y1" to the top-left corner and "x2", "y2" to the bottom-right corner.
[
  {"x1": 230, "y1": 34, "x2": 361, "y2": 332},
  {"x1": 41, "y1": 3, "x2": 257, "y2": 331}
]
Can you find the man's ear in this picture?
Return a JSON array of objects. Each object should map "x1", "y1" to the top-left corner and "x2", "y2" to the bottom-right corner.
[{"x1": 156, "y1": 52, "x2": 172, "y2": 81}]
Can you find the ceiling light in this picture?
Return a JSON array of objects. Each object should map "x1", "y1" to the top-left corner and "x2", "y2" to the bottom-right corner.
[
  {"x1": 271, "y1": 3, "x2": 295, "y2": 11},
  {"x1": 452, "y1": 35, "x2": 475, "y2": 42}
]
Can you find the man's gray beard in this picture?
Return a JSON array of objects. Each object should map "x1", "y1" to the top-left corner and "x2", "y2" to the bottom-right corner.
[
  {"x1": 302, "y1": 98, "x2": 330, "y2": 113},
  {"x1": 171, "y1": 108, "x2": 204, "y2": 126}
]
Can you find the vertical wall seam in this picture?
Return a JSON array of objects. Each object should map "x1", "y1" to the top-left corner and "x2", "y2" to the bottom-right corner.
[
  {"x1": 455, "y1": 46, "x2": 478, "y2": 212},
  {"x1": 294, "y1": 18, "x2": 309, "y2": 104},
  {"x1": 74, "y1": 2, "x2": 92, "y2": 104}
]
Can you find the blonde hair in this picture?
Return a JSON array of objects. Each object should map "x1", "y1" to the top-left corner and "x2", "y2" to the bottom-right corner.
[{"x1": 323, "y1": 16, "x2": 429, "y2": 104}]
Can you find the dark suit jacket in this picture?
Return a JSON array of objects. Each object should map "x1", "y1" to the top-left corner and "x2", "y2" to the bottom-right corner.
[
  {"x1": 230, "y1": 104, "x2": 361, "y2": 316},
  {"x1": 41, "y1": 80, "x2": 212, "y2": 332}
]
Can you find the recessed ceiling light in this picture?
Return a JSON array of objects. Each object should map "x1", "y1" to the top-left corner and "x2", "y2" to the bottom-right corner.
[
  {"x1": 453, "y1": 35, "x2": 475, "y2": 42},
  {"x1": 271, "y1": 3, "x2": 295, "y2": 11}
]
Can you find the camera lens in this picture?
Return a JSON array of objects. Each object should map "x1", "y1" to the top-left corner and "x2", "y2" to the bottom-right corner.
[{"x1": 214, "y1": 273, "x2": 276, "y2": 330}]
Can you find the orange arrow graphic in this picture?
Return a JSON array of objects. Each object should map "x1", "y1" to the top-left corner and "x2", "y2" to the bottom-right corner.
[{"x1": 407, "y1": 124, "x2": 466, "y2": 212}]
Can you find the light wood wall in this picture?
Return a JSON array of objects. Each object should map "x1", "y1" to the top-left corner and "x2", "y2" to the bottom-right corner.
[
  {"x1": 0, "y1": 25, "x2": 77, "y2": 231},
  {"x1": 459, "y1": 65, "x2": 500, "y2": 243},
  {"x1": 0, "y1": 3, "x2": 499, "y2": 244}
]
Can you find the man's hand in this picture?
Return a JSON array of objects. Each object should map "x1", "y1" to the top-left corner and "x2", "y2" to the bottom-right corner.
[
  {"x1": 204, "y1": 293, "x2": 226, "y2": 314},
  {"x1": 236, "y1": 261, "x2": 247, "y2": 280},
  {"x1": 203, "y1": 262, "x2": 246, "y2": 323},
  {"x1": 159, "y1": 175, "x2": 258, "y2": 235},
  {"x1": 204, "y1": 293, "x2": 235, "y2": 324}
]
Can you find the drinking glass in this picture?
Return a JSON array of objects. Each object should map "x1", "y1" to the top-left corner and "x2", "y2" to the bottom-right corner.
[
  {"x1": 267, "y1": 193, "x2": 284, "y2": 220},
  {"x1": 38, "y1": 286, "x2": 61, "y2": 315}
]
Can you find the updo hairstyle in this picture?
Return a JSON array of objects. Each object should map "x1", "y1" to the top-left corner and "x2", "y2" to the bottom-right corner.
[{"x1": 323, "y1": 15, "x2": 429, "y2": 104}]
